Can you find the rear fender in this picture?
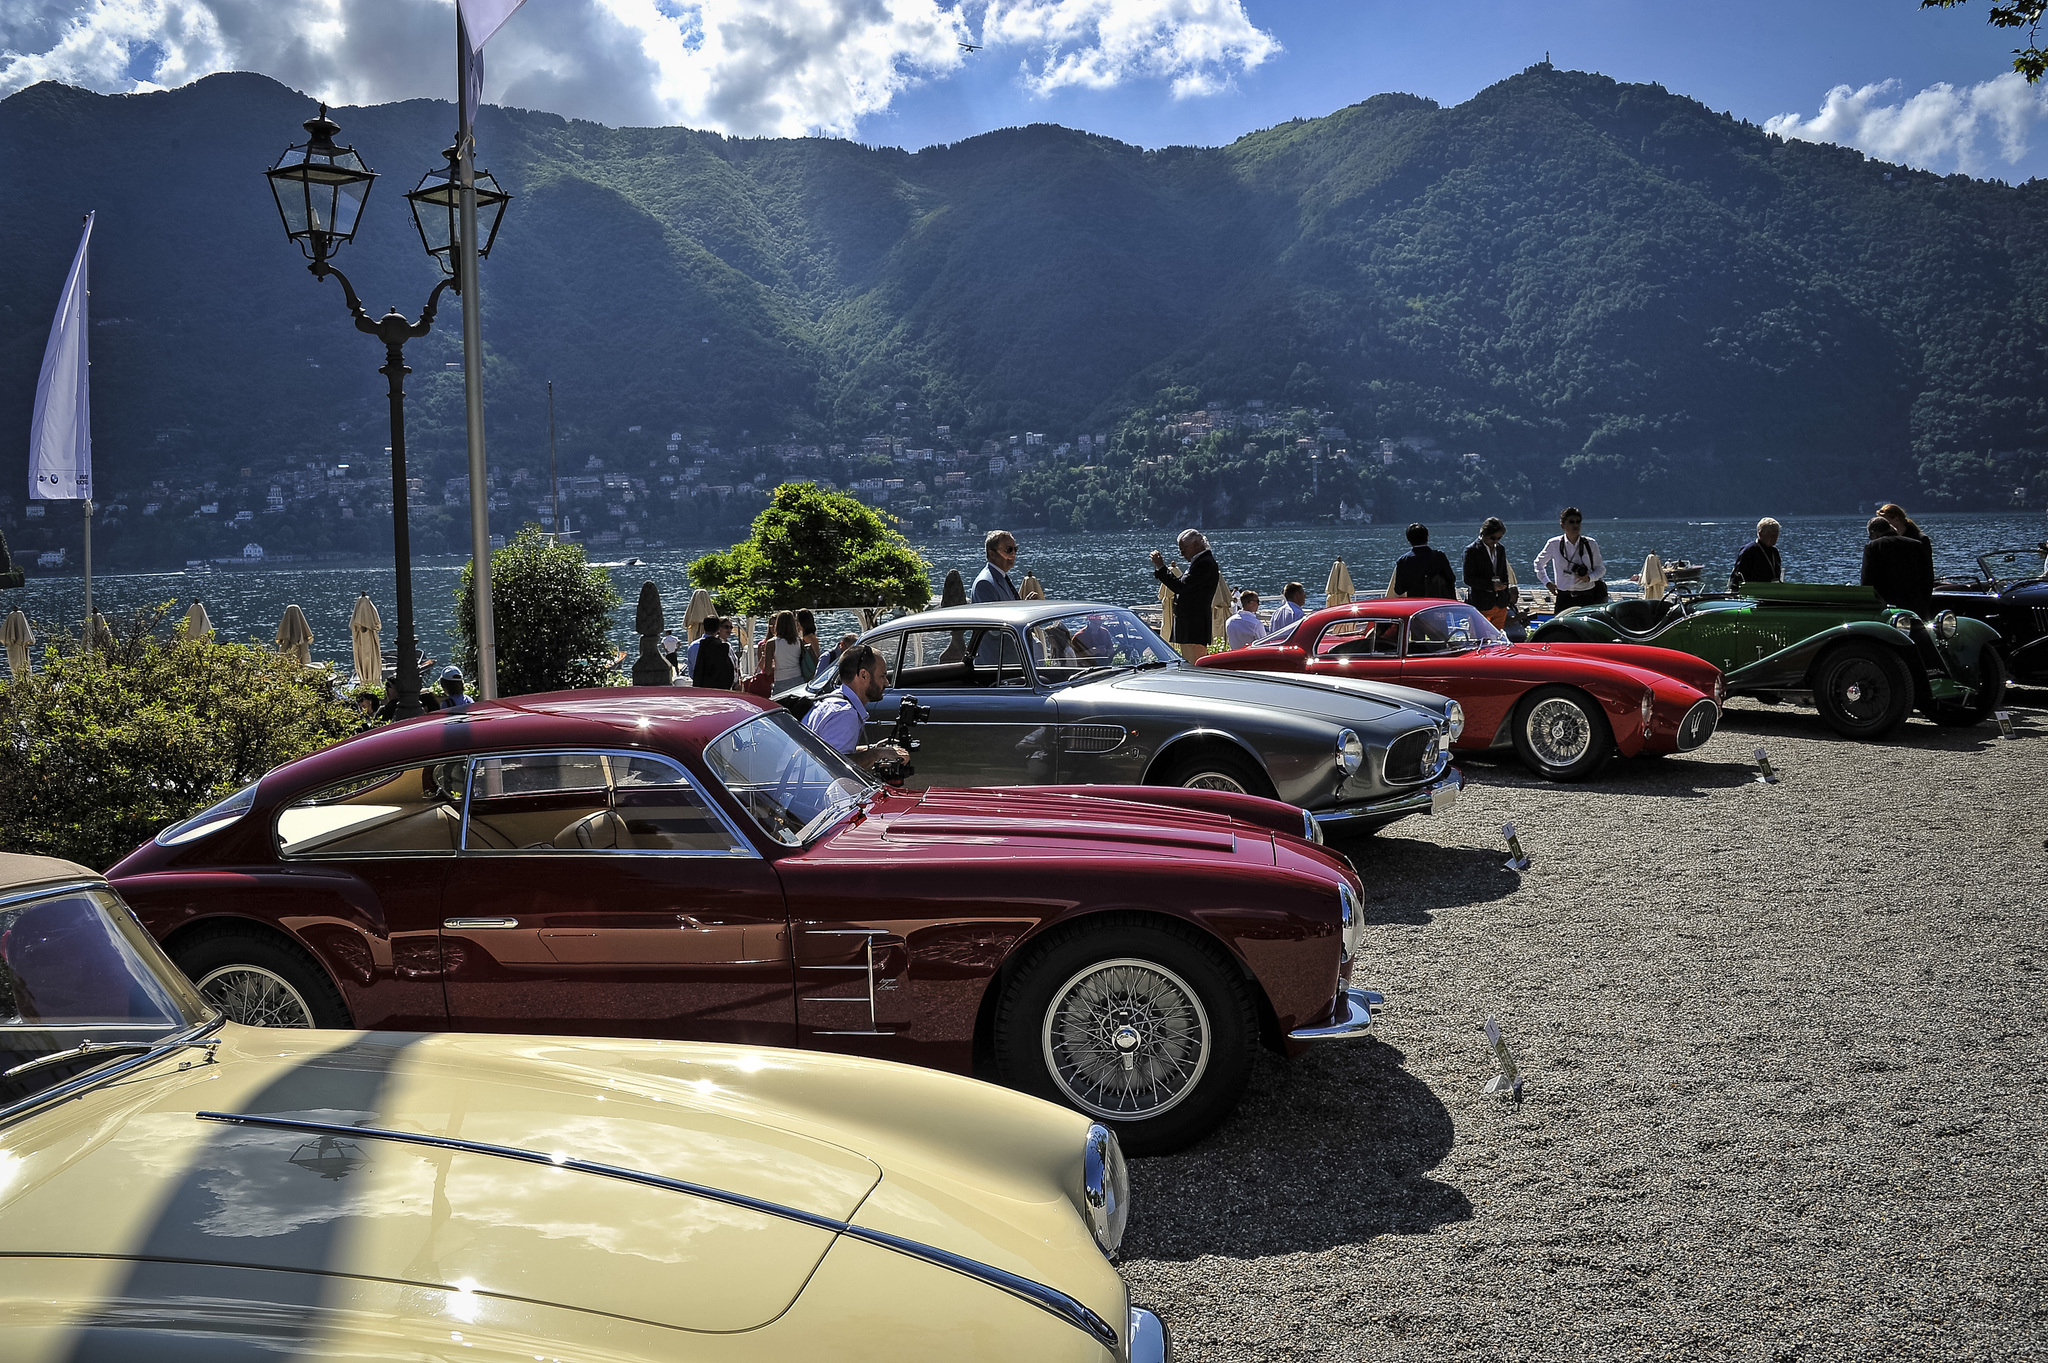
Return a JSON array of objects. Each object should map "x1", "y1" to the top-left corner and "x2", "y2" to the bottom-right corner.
[{"x1": 1726, "y1": 620, "x2": 1915, "y2": 692}]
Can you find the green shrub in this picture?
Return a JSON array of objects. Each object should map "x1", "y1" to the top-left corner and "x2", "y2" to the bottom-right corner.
[
  {"x1": 456, "y1": 525, "x2": 622, "y2": 695},
  {"x1": 0, "y1": 606, "x2": 364, "y2": 870},
  {"x1": 689, "y1": 483, "x2": 932, "y2": 615}
]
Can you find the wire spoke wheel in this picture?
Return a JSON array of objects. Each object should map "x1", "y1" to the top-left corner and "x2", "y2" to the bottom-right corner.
[
  {"x1": 1042, "y1": 958, "x2": 1211, "y2": 1121},
  {"x1": 197, "y1": 964, "x2": 317, "y2": 1028},
  {"x1": 1827, "y1": 657, "x2": 1892, "y2": 725},
  {"x1": 1179, "y1": 771, "x2": 1248, "y2": 793},
  {"x1": 1525, "y1": 696, "x2": 1593, "y2": 767}
]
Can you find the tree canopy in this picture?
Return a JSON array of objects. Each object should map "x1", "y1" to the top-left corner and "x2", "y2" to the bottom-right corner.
[
  {"x1": 689, "y1": 483, "x2": 932, "y2": 614},
  {"x1": 457, "y1": 526, "x2": 622, "y2": 695}
]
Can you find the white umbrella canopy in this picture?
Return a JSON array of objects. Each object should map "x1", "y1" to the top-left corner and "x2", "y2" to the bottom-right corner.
[
  {"x1": 682, "y1": 589, "x2": 714, "y2": 641},
  {"x1": 3, "y1": 610, "x2": 32, "y2": 681},
  {"x1": 182, "y1": 599, "x2": 213, "y2": 641},
  {"x1": 1325, "y1": 559, "x2": 1354, "y2": 607},
  {"x1": 276, "y1": 604, "x2": 313, "y2": 665},
  {"x1": 350, "y1": 593, "x2": 383, "y2": 687}
]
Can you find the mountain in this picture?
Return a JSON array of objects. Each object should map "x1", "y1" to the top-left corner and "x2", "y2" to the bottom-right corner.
[{"x1": 0, "y1": 64, "x2": 2043, "y2": 569}]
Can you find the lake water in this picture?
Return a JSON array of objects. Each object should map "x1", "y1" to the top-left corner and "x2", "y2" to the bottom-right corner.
[{"x1": 11, "y1": 510, "x2": 2043, "y2": 676}]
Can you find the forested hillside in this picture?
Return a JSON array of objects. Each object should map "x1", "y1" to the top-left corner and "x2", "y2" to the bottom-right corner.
[{"x1": 0, "y1": 62, "x2": 2043, "y2": 567}]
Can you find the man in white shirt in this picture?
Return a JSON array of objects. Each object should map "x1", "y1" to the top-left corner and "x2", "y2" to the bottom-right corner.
[
  {"x1": 1532, "y1": 506, "x2": 1608, "y2": 608},
  {"x1": 1223, "y1": 591, "x2": 1265, "y2": 651},
  {"x1": 802, "y1": 645, "x2": 909, "y2": 770},
  {"x1": 1268, "y1": 582, "x2": 1309, "y2": 634}
]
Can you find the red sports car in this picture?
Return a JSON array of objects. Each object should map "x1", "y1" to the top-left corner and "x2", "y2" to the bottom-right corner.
[
  {"x1": 1199, "y1": 600, "x2": 1724, "y2": 781},
  {"x1": 108, "y1": 690, "x2": 1377, "y2": 1153}
]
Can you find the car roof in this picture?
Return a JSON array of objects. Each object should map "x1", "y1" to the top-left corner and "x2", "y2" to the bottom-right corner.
[
  {"x1": 1298, "y1": 599, "x2": 1465, "y2": 623},
  {"x1": 251, "y1": 688, "x2": 776, "y2": 801},
  {"x1": 0, "y1": 853, "x2": 101, "y2": 896},
  {"x1": 875, "y1": 601, "x2": 1130, "y2": 628}
]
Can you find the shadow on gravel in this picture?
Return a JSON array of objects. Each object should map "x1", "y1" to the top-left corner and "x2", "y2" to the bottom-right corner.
[
  {"x1": 1717, "y1": 704, "x2": 2022, "y2": 752},
  {"x1": 1326, "y1": 836, "x2": 1517, "y2": 924},
  {"x1": 1124, "y1": 1041, "x2": 1469, "y2": 1261},
  {"x1": 1457, "y1": 752, "x2": 1760, "y2": 798}
]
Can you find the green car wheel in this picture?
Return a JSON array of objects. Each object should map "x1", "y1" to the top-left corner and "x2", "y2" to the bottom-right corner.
[{"x1": 1812, "y1": 641, "x2": 1913, "y2": 740}]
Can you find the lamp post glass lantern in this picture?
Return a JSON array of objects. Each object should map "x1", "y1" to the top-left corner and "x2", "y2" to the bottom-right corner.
[
  {"x1": 406, "y1": 146, "x2": 511, "y2": 276},
  {"x1": 264, "y1": 105, "x2": 375, "y2": 263}
]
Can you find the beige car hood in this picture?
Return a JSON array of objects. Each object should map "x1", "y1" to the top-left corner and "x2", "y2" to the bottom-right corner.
[{"x1": 0, "y1": 1028, "x2": 882, "y2": 1334}]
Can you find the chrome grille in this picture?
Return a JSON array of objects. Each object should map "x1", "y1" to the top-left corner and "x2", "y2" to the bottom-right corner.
[
  {"x1": 1381, "y1": 727, "x2": 1442, "y2": 786},
  {"x1": 1059, "y1": 724, "x2": 1128, "y2": 754}
]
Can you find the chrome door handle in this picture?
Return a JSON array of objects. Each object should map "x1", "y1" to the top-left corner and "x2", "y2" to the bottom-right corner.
[{"x1": 443, "y1": 917, "x2": 519, "y2": 929}]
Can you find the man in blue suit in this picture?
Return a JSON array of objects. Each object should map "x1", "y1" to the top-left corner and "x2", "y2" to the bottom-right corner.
[{"x1": 973, "y1": 530, "x2": 1020, "y2": 602}]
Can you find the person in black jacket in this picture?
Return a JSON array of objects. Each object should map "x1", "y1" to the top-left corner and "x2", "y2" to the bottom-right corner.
[
  {"x1": 1462, "y1": 517, "x2": 1513, "y2": 625},
  {"x1": 1861, "y1": 518, "x2": 1935, "y2": 616},
  {"x1": 1732, "y1": 517, "x2": 1783, "y2": 586},
  {"x1": 691, "y1": 616, "x2": 737, "y2": 690},
  {"x1": 1392, "y1": 524, "x2": 1459, "y2": 600},
  {"x1": 1150, "y1": 530, "x2": 1221, "y2": 660}
]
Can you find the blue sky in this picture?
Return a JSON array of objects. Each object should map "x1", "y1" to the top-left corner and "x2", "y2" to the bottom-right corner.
[{"x1": 4, "y1": 1, "x2": 2045, "y2": 180}]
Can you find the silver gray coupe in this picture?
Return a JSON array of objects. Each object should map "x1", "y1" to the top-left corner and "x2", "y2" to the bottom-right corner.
[{"x1": 791, "y1": 602, "x2": 1463, "y2": 834}]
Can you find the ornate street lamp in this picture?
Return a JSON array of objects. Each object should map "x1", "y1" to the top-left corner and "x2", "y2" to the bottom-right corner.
[
  {"x1": 405, "y1": 145, "x2": 512, "y2": 276},
  {"x1": 264, "y1": 107, "x2": 490, "y2": 719}
]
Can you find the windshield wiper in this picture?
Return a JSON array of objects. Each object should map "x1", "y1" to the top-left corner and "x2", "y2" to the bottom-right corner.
[{"x1": 3, "y1": 1035, "x2": 220, "y2": 1081}]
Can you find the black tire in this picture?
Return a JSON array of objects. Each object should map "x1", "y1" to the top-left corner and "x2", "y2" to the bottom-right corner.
[
  {"x1": 1812, "y1": 641, "x2": 1914, "y2": 740},
  {"x1": 1152, "y1": 745, "x2": 1276, "y2": 800},
  {"x1": 993, "y1": 916, "x2": 1256, "y2": 1155},
  {"x1": 1509, "y1": 685, "x2": 1613, "y2": 781},
  {"x1": 173, "y1": 926, "x2": 351, "y2": 1030},
  {"x1": 1933, "y1": 645, "x2": 2007, "y2": 727}
]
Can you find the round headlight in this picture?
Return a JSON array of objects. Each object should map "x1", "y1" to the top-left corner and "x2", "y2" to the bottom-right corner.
[
  {"x1": 1933, "y1": 610, "x2": 1959, "y2": 641},
  {"x1": 1082, "y1": 1124, "x2": 1129, "y2": 1258},
  {"x1": 1443, "y1": 700, "x2": 1465, "y2": 743},
  {"x1": 1338, "y1": 882, "x2": 1363, "y2": 960},
  {"x1": 1335, "y1": 729, "x2": 1363, "y2": 777}
]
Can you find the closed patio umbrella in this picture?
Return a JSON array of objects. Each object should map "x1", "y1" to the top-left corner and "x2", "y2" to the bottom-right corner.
[
  {"x1": 1157, "y1": 575, "x2": 1175, "y2": 636},
  {"x1": 183, "y1": 599, "x2": 213, "y2": 641},
  {"x1": 3, "y1": 610, "x2": 32, "y2": 681},
  {"x1": 276, "y1": 604, "x2": 313, "y2": 665},
  {"x1": 683, "y1": 589, "x2": 713, "y2": 642},
  {"x1": 1325, "y1": 559, "x2": 1354, "y2": 607},
  {"x1": 1210, "y1": 575, "x2": 1233, "y2": 643},
  {"x1": 87, "y1": 612, "x2": 112, "y2": 651},
  {"x1": 737, "y1": 616, "x2": 759, "y2": 675},
  {"x1": 1641, "y1": 553, "x2": 1668, "y2": 601},
  {"x1": 350, "y1": 593, "x2": 383, "y2": 686},
  {"x1": 1019, "y1": 573, "x2": 1045, "y2": 601}
]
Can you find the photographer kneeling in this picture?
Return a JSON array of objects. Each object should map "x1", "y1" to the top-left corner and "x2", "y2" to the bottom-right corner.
[{"x1": 802, "y1": 644, "x2": 910, "y2": 772}]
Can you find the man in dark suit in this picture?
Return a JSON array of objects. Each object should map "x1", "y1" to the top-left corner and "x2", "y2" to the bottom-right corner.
[
  {"x1": 690, "y1": 616, "x2": 737, "y2": 690},
  {"x1": 1733, "y1": 517, "x2": 1783, "y2": 586},
  {"x1": 1462, "y1": 517, "x2": 1513, "y2": 626},
  {"x1": 1151, "y1": 529, "x2": 1221, "y2": 660},
  {"x1": 1861, "y1": 518, "x2": 1935, "y2": 616},
  {"x1": 1392, "y1": 524, "x2": 1459, "y2": 600},
  {"x1": 972, "y1": 531, "x2": 1020, "y2": 602}
]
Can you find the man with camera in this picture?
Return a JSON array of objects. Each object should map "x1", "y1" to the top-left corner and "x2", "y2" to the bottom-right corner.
[{"x1": 803, "y1": 644, "x2": 911, "y2": 771}]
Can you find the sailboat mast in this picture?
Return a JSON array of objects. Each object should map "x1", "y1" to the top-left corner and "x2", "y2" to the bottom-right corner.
[{"x1": 547, "y1": 380, "x2": 558, "y2": 540}]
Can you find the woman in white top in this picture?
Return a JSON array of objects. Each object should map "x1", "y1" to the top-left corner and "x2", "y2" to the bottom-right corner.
[
  {"x1": 761, "y1": 610, "x2": 804, "y2": 688},
  {"x1": 1532, "y1": 506, "x2": 1608, "y2": 608}
]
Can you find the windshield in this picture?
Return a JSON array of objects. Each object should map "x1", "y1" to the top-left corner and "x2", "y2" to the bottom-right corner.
[
  {"x1": 1, "y1": 885, "x2": 211, "y2": 1111},
  {"x1": 1024, "y1": 608, "x2": 1178, "y2": 683},
  {"x1": 703, "y1": 711, "x2": 872, "y2": 847},
  {"x1": 1406, "y1": 603, "x2": 1508, "y2": 656},
  {"x1": 1977, "y1": 549, "x2": 2047, "y2": 587}
]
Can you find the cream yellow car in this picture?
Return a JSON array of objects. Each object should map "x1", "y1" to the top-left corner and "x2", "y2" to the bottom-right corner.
[{"x1": 0, "y1": 854, "x2": 1169, "y2": 1362}]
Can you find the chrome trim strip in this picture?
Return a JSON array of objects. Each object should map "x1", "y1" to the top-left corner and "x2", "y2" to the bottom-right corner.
[
  {"x1": 1288, "y1": 987, "x2": 1384, "y2": 1041},
  {"x1": 193, "y1": 1111, "x2": 1118, "y2": 1351},
  {"x1": 442, "y1": 917, "x2": 520, "y2": 929},
  {"x1": 0, "y1": 878, "x2": 105, "y2": 912},
  {"x1": 1311, "y1": 770, "x2": 1460, "y2": 826},
  {"x1": 1128, "y1": 1306, "x2": 1172, "y2": 1363}
]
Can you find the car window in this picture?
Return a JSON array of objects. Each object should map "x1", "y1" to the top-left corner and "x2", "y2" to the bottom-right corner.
[
  {"x1": 462, "y1": 753, "x2": 612, "y2": 852},
  {"x1": 277, "y1": 762, "x2": 469, "y2": 857},
  {"x1": 1407, "y1": 604, "x2": 1500, "y2": 656},
  {"x1": 704, "y1": 712, "x2": 868, "y2": 847},
  {"x1": 605, "y1": 755, "x2": 747, "y2": 854},
  {"x1": 1313, "y1": 618, "x2": 1399, "y2": 658},
  {"x1": 894, "y1": 626, "x2": 1027, "y2": 688}
]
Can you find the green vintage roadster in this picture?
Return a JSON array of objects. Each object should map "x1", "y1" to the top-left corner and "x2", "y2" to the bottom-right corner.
[{"x1": 1532, "y1": 582, "x2": 2004, "y2": 740}]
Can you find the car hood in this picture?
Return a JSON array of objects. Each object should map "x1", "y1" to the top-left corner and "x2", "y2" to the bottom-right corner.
[
  {"x1": 831, "y1": 786, "x2": 1277, "y2": 864},
  {"x1": 1102, "y1": 665, "x2": 1438, "y2": 725},
  {"x1": 0, "y1": 1029, "x2": 1012, "y2": 1336}
]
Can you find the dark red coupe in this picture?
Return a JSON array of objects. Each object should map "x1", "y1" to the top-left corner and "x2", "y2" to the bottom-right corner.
[
  {"x1": 1199, "y1": 600, "x2": 1725, "y2": 781},
  {"x1": 108, "y1": 690, "x2": 1377, "y2": 1153}
]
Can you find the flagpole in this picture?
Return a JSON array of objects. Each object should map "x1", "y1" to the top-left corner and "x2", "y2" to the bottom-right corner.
[
  {"x1": 82, "y1": 498, "x2": 92, "y2": 649},
  {"x1": 457, "y1": 8, "x2": 497, "y2": 699}
]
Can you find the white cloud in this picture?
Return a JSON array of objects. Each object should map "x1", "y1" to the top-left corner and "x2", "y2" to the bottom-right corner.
[
  {"x1": 0, "y1": 0, "x2": 1280, "y2": 136},
  {"x1": 978, "y1": 0, "x2": 1278, "y2": 99},
  {"x1": 1764, "y1": 72, "x2": 2048, "y2": 178}
]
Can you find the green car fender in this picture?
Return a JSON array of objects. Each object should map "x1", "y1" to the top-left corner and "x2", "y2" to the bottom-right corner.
[
  {"x1": 1942, "y1": 616, "x2": 2001, "y2": 684},
  {"x1": 1724, "y1": 619, "x2": 1918, "y2": 692}
]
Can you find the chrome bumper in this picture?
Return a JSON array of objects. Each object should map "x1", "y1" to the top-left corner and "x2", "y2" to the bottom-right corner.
[
  {"x1": 1128, "y1": 1306, "x2": 1171, "y2": 1362},
  {"x1": 1310, "y1": 769, "x2": 1461, "y2": 827},
  {"x1": 1288, "y1": 987, "x2": 1384, "y2": 1041}
]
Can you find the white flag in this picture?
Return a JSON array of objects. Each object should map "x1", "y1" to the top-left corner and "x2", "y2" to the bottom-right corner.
[
  {"x1": 458, "y1": 0, "x2": 530, "y2": 129},
  {"x1": 30, "y1": 212, "x2": 92, "y2": 502}
]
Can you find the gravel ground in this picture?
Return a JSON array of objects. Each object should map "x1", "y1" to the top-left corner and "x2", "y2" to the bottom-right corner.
[{"x1": 1121, "y1": 687, "x2": 2048, "y2": 1361}]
